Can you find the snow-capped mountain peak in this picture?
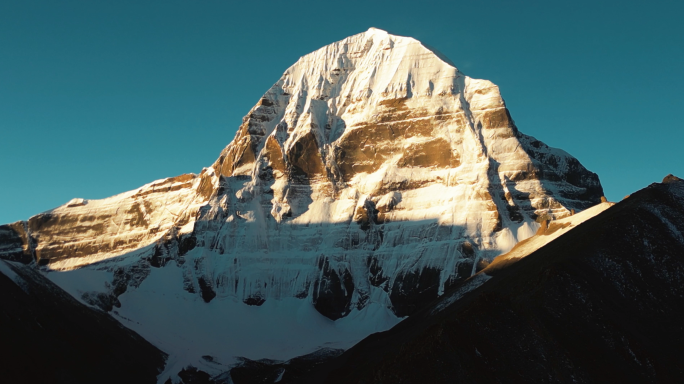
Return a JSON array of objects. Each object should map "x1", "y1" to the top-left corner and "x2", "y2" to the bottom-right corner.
[{"x1": 0, "y1": 28, "x2": 604, "y2": 382}]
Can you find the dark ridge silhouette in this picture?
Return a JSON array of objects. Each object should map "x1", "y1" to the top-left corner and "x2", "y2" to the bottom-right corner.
[
  {"x1": 0, "y1": 260, "x2": 167, "y2": 384},
  {"x1": 301, "y1": 176, "x2": 684, "y2": 384}
]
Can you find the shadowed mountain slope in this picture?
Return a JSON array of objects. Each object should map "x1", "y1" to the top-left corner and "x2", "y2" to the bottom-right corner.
[
  {"x1": 303, "y1": 176, "x2": 684, "y2": 384},
  {"x1": 0, "y1": 259, "x2": 167, "y2": 384}
]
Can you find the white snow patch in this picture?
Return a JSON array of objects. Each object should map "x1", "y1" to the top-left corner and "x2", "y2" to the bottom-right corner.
[
  {"x1": 495, "y1": 228, "x2": 518, "y2": 253},
  {"x1": 274, "y1": 368, "x2": 285, "y2": 382},
  {"x1": 432, "y1": 272, "x2": 491, "y2": 313},
  {"x1": 66, "y1": 198, "x2": 87, "y2": 207},
  {"x1": 45, "y1": 268, "x2": 114, "y2": 307},
  {"x1": 493, "y1": 202, "x2": 614, "y2": 264},
  {"x1": 91, "y1": 262, "x2": 402, "y2": 384}
]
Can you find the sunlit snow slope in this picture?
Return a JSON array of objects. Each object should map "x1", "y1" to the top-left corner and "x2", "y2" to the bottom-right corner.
[{"x1": 0, "y1": 28, "x2": 603, "y2": 381}]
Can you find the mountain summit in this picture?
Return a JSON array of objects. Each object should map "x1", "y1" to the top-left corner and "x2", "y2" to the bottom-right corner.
[{"x1": 0, "y1": 29, "x2": 603, "y2": 381}]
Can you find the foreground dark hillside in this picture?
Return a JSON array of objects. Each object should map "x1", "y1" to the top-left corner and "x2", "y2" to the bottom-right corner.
[
  {"x1": 0, "y1": 260, "x2": 167, "y2": 384},
  {"x1": 305, "y1": 176, "x2": 684, "y2": 384}
]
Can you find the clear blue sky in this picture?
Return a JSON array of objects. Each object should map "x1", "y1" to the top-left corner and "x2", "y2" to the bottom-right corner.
[{"x1": 1, "y1": 0, "x2": 683, "y2": 224}]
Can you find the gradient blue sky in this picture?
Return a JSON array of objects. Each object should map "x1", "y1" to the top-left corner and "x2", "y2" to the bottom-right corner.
[{"x1": 1, "y1": 0, "x2": 683, "y2": 224}]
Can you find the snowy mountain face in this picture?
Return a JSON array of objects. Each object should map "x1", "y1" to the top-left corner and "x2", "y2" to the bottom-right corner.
[{"x1": 0, "y1": 28, "x2": 603, "y2": 380}]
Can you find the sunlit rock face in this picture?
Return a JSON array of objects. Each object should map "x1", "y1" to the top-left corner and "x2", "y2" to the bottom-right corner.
[
  {"x1": 199, "y1": 27, "x2": 603, "y2": 317},
  {"x1": 0, "y1": 28, "x2": 602, "y2": 376},
  {"x1": 0, "y1": 173, "x2": 215, "y2": 270}
]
